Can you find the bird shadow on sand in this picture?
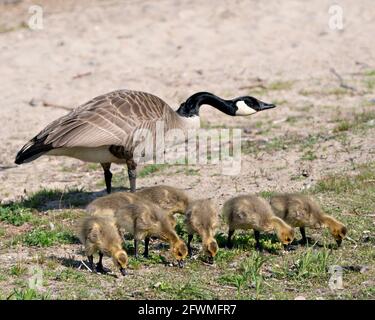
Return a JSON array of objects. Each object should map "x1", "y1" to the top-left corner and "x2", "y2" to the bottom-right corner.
[{"x1": 3, "y1": 187, "x2": 132, "y2": 211}]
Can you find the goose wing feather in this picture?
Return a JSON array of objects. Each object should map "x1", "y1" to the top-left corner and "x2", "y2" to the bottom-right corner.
[{"x1": 38, "y1": 90, "x2": 171, "y2": 149}]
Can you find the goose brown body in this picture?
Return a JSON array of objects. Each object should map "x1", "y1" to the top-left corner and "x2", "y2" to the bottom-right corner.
[
  {"x1": 270, "y1": 193, "x2": 347, "y2": 246},
  {"x1": 223, "y1": 195, "x2": 294, "y2": 250}
]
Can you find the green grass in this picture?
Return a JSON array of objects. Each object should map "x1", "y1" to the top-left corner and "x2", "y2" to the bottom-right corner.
[
  {"x1": 291, "y1": 247, "x2": 332, "y2": 279},
  {"x1": 218, "y1": 252, "x2": 268, "y2": 298},
  {"x1": 258, "y1": 190, "x2": 277, "y2": 199},
  {"x1": 312, "y1": 162, "x2": 375, "y2": 194},
  {"x1": 365, "y1": 69, "x2": 375, "y2": 77},
  {"x1": 153, "y1": 278, "x2": 214, "y2": 299},
  {"x1": 268, "y1": 81, "x2": 293, "y2": 91},
  {"x1": 7, "y1": 288, "x2": 50, "y2": 300},
  {"x1": 9, "y1": 263, "x2": 27, "y2": 277},
  {"x1": 14, "y1": 227, "x2": 78, "y2": 247},
  {"x1": 53, "y1": 268, "x2": 88, "y2": 283},
  {"x1": 301, "y1": 149, "x2": 318, "y2": 161},
  {"x1": 138, "y1": 164, "x2": 168, "y2": 178},
  {"x1": 333, "y1": 111, "x2": 375, "y2": 133},
  {"x1": 333, "y1": 120, "x2": 351, "y2": 132},
  {"x1": 0, "y1": 205, "x2": 33, "y2": 226}
]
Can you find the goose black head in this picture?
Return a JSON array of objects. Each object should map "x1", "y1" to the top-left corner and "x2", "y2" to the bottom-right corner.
[{"x1": 233, "y1": 96, "x2": 276, "y2": 116}]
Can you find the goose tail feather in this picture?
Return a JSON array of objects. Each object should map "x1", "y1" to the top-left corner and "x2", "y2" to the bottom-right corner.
[{"x1": 15, "y1": 136, "x2": 53, "y2": 165}]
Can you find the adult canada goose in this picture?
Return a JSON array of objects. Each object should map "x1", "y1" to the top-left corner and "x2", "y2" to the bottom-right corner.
[{"x1": 14, "y1": 90, "x2": 275, "y2": 193}]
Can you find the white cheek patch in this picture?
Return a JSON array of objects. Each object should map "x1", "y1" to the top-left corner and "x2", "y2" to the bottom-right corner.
[{"x1": 235, "y1": 100, "x2": 257, "y2": 116}]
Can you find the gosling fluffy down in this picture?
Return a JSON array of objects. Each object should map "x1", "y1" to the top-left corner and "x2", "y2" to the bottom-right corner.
[
  {"x1": 78, "y1": 216, "x2": 128, "y2": 275},
  {"x1": 114, "y1": 200, "x2": 188, "y2": 267},
  {"x1": 270, "y1": 193, "x2": 347, "y2": 246},
  {"x1": 86, "y1": 185, "x2": 190, "y2": 227},
  {"x1": 185, "y1": 199, "x2": 219, "y2": 262},
  {"x1": 223, "y1": 195, "x2": 294, "y2": 250}
]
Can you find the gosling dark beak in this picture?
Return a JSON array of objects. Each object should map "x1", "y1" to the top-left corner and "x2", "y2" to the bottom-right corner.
[
  {"x1": 336, "y1": 239, "x2": 342, "y2": 247},
  {"x1": 177, "y1": 260, "x2": 184, "y2": 268},
  {"x1": 207, "y1": 256, "x2": 214, "y2": 264},
  {"x1": 119, "y1": 268, "x2": 127, "y2": 276},
  {"x1": 257, "y1": 101, "x2": 276, "y2": 111}
]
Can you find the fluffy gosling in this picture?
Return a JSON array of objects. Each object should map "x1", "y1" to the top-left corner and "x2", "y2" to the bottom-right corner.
[
  {"x1": 223, "y1": 195, "x2": 294, "y2": 250},
  {"x1": 86, "y1": 185, "x2": 190, "y2": 227},
  {"x1": 78, "y1": 216, "x2": 128, "y2": 276},
  {"x1": 270, "y1": 193, "x2": 347, "y2": 246},
  {"x1": 137, "y1": 185, "x2": 190, "y2": 226},
  {"x1": 185, "y1": 199, "x2": 219, "y2": 263},
  {"x1": 114, "y1": 201, "x2": 188, "y2": 267},
  {"x1": 86, "y1": 192, "x2": 139, "y2": 216}
]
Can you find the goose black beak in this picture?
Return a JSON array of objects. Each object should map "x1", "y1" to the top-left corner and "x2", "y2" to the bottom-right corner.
[
  {"x1": 119, "y1": 268, "x2": 127, "y2": 276},
  {"x1": 257, "y1": 101, "x2": 276, "y2": 111},
  {"x1": 336, "y1": 239, "x2": 342, "y2": 247}
]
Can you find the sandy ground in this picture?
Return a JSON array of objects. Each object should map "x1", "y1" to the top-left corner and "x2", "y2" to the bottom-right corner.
[
  {"x1": 1, "y1": 0, "x2": 374, "y2": 203},
  {"x1": 0, "y1": 0, "x2": 374, "y2": 300}
]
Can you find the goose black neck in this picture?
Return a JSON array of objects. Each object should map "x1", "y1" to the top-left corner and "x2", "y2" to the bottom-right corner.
[{"x1": 176, "y1": 92, "x2": 235, "y2": 117}]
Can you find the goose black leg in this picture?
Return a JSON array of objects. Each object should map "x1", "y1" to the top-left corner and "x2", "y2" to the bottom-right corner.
[
  {"x1": 143, "y1": 237, "x2": 150, "y2": 258},
  {"x1": 187, "y1": 234, "x2": 193, "y2": 256},
  {"x1": 254, "y1": 230, "x2": 262, "y2": 251},
  {"x1": 300, "y1": 227, "x2": 307, "y2": 245},
  {"x1": 126, "y1": 160, "x2": 137, "y2": 193},
  {"x1": 227, "y1": 229, "x2": 234, "y2": 249},
  {"x1": 101, "y1": 163, "x2": 112, "y2": 194}
]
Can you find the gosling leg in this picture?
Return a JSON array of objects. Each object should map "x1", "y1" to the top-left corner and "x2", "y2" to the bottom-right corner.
[
  {"x1": 143, "y1": 237, "x2": 150, "y2": 258},
  {"x1": 227, "y1": 229, "x2": 234, "y2": 249},
  {"x1": 127, "y1": 160, "x2": 137, "y2": 193},
  {"x1": 187, "y1": 234, "x2": 193, "y2": 257},
  {"x1": 101, "y1": 163, "x2": 113, "y2": 194},
  {"x1": 254, "y1": 230, "x2": 262, "y2": 251},
  {"x1": 134, "y1": 239, "x2": 139, "y2": 259},
  {"x1": 96, "y1": 252, "x2": 105, "y2": 273},
  {"x1": 300, "y1": 227, "x2": 308, "y2": 245},
  {"x1": 88, "y1": 255, "x2": 95, "y2": 272}
]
